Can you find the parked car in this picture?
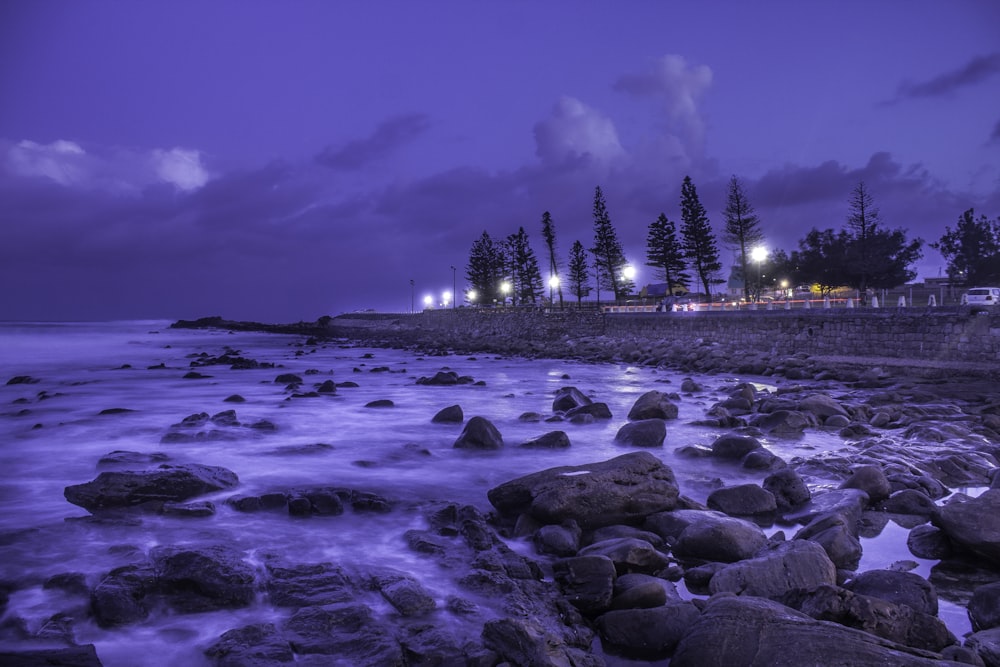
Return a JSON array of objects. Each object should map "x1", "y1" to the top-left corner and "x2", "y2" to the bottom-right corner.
[{"x1": 962, "y1": 287, "x2": 1000, "y2": 307}]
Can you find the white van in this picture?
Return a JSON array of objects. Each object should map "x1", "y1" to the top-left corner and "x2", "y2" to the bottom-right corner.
[{"x1": 963, "y1": 287, "x2": 1000, "y2": 307}]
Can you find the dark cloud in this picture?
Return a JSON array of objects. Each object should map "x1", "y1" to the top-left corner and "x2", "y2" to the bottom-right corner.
[
  {"x1": 889, "y1": 52, "x2": 1000, "y2": 102},
  {"x1": 315, "y1": 113, "x2": 431, "y2": 171}
]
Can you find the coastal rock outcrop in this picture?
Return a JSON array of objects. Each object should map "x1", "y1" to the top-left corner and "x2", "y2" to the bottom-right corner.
[{"x1": 64, "y1": 464, "x2": 239, "y2": 512}]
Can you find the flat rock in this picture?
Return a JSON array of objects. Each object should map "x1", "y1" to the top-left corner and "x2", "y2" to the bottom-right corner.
[
  {"x1": 488, "y1": 451, "x2": 679, "y2": 529},
  {"x1": 709, "y1": 539, "x2": 837, "y2": 598},
  {"x1": 64, "y1": 464, "x2": 239, "y2": 512}
]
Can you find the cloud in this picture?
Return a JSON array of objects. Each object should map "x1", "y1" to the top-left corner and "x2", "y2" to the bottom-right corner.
[
  {"x1": 991, "y1": 118, "x2": 1000, "y2": 144},
  {"x1": 889, "y1": 52, "x2": 1000, "y2": 102},
  {"x1": 152, "y1": 148, "x2": 209, "y2": 191},
  {"x1": 4, "y1": 139, "x2": 210, "y2": 193},
  {"x1": 533, "y1": 96, "x2": 625, "y2": 167},
  {"x1": 612, "y1": 54, "x2": 712, "y2": 162},
  {"x1": 316, "y1": 113, "x2": 431, "y2": 170}
]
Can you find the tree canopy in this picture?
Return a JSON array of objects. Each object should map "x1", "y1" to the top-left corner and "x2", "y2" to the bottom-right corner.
[
  {"x1": 590, "y1": 186, "x2": 633, "y2": 300},
  {"x1": 722, "y1": 176, "x2": 763, "y2": 303},
  {"x1": 645, "y1": 213, "x2": 689, "y2": 295},
  {"x1": 933, "y1": 208, "x2": 1000, "y2": 286},
  {"x1": 679, "y1": 176, "x2": 722, "y2": 300}
]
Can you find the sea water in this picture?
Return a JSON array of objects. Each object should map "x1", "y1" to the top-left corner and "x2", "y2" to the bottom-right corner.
[{"x1": 0, "y1": 321, "x2": 968, "y2": 664}]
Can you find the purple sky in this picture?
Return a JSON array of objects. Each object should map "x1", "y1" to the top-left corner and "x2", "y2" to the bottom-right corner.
[{"x1": 2, "y1": 1, "x2": 999, "y2": 321}]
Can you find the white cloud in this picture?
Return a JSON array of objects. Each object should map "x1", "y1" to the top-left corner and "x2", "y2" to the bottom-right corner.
[
  {"x1": 533, "y1": 96, "x2": 626, "y2": 166},
  {"x1": 153, "y1": 148, "x2": 209, "y2": 191},
  {"x1": 4, "y1": 139, "x2": 210, "y2": 193},
  {"x1": 7, "y1": 139, "x2": 88, "y2": 186}
]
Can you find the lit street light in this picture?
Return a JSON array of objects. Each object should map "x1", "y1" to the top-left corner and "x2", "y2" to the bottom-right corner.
[
  {"x1": 450, "y1": 265, "x2": 457, "y2": 310},
  {"x1": 423, "y1": 295, "x2": 433, "y2": 309},
  {"x1": 442, "y1": 290, "x2": 451, "y2": 308},
  {"x1": 467, "y1": 289, "x2": 477, "y2": 305},
  {"x1": 548, "y1": 275, "x2": 560, "y2": 305},
  {"x1": 500, "y1": 281, "x2": 511, "y2": 306},
  {"x1": 750, "y1": 245, "x2": 768, "y2": 302}
]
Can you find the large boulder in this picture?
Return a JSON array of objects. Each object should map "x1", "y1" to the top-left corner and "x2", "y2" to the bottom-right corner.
[
  {"x1": 710, "y1": 434, "x2": 762, "y2": 459},
  {"x1": 577, "y1": 537, "x2": 670, "y2": 574},
  {"x1": 646, "y1": 510, "x2": 767, "y2": 564},
  {"x1": 845, "y1": 570, "x2": 939, "y2": 616},
  {"x1": 595, "y1": 601, "x2": 700, "y2": 660},
  {"x1": 64, "y1": 464, "x2": 239, "y2": 512},
  {"x1": 840, "y1": 465, "x2": 892, "y2": 505},
  {"x1": 552, "y1": 555, "x2": 617, "y2": 615},
  {"x1": 614, "y1": 419, "x2": 666, "y2": 448},
  {"x1": 488, "y1": 452, "x2": 679, "y2": 529},
  {"x1": 934, "y1": 489, "x2": 1000, "y2": 561},
  {"x1": 627, "y1": 391, "x2": 679, "y2": 420},
  {"x1": 204, "y1": 623, "x2": 294, "y2": 667},
  {"x1": 151, "y1": 545, "x2": 257, "y2": 612},
  {"x1": 969, "y1": 581, "x2": 1000, "y2": 631},
  {"x1": 763, "y1": 468, "x2": 811, "y2": 510},
  {"x1": 671, "y1": 595, "x2": 959, "y2": 667},
  {"x1": 283, "y1": 603, "x2": 404, "y2": 663},
  {"x1": 709, "y1": 539, "x2": 837, "y2": 599},
  {"x1": 793, "y1": 512, "x2": 863, "y2": 571},
  {"x1": 798, "y1": 393, "x2": 850, "y2": 420},
  {"x1": 553, "y1": 386, "x2": 592, "y2": 412},
  {"x1": 782, "y1": 584, "x2": 955, "y2": 653},
  {"x1": 707, "y1": 484, "x2": 777, "y2": 516},
  {"x1": 453, "y1": 416, "x2": 503, "y2": 450}
]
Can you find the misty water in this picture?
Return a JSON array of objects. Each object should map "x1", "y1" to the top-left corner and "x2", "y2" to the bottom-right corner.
[{"x1": 0, "y1": 321, "x2": 973, "y2": 665}]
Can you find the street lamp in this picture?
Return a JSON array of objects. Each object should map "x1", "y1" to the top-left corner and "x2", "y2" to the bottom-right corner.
[
  {"x1": 409, "y1": 279, "x2": 414, "y2": 314},
  {"x1": 750, "y1": 245, "x2": 768, "y2": 302},
  {"x1": 500, "y1": 281, "x2": 511, "y2": 306},
  {"x1": 450, "y1": 266, "x2": 456, "y2": 309},
  {"x1": 422, "y1": 295, "x2": 433, "y2": 310},
  {"x1": 548, "y1": 275, "x2": 560, "y2": 305},
  {"x1": 467, "y1": 289, "x2": 477, "y2": 306},
  {"x1": 442, "y1": 291, "x2": 451, "y2": 308}
]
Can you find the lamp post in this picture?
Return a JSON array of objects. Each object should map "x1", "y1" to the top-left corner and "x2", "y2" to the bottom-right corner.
[
  {"x1": 548, "y1": 275, "x2": 560, "y2": 308},
  {"x1": 442, "y1": 291, "x2": 451, "y2": 308},
  {"x1": 500, "y1": 281, "x2": 511, "y2": 307},
  {"x1": 750, "y1": 245, "x2": 768, "y2": 302},
  {"x1": 450, "y1": 266, "x2": 456, "y2": 309}
]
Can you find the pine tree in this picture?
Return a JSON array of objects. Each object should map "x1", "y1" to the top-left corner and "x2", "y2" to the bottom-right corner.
[
  {"x1": 722, "y1": 176, "x2": 763, "y2": 303},
  {"x1": 843, "y1": 182, "x2": 922, "y2": 302},
  {"x1": 568, "y1": 240, "x2": 591, "y2": 305},
  {"x1": 465, "y1": 231, "x2": 504, "y2": 305},
  {"x1": 645, "y1": 213, "x2": 690, "y2": 295},
  {"x1": 590, "y1": 186, "x2": 632, "y2": 300},
  {"x1": 506, "y1": 227, "x2": 544, "y2": 305},
  {"x1": 540, "y1": 211, "x2": 564, "y2": 306},
  {"x1": 679, "y1": 176, "x2": 722, "y2": 301}
]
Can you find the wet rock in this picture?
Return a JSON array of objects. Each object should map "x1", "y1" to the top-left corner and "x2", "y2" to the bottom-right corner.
[
  {"x1": 578, "y1": 537, "x2": 670, "y2": 574},
  {"x1": 315, "y1": 380, "x2": 337, "y2": 394},
  {"x1": 364, "y1": 399, "x2": 394, "y2": 408},
  {"x1": 223, "y1": 394, "x2": 246, "y2": 403},
  {"x1": 707, "y1": 483, "x2": 777, "y2": 516},
  {"x1": 627, "y1": 390, "x2": 679, "y2": 420},
  {"x1": 709, "y1": 539, "x2": 837, "y2": 598},
  {"x1": 265, "y1": 562, "x2": 353, "y2": 608},
  {"x1": 161, "y1": 500, "x2": 216, "y2": 517},
  {"x1": 283, "y1": 603, "x2": 404, "y2": 664},
  {"x1": 679, "y1": 378, "x2": 702, "y2": 393},
  {"x1": 519, "y1": 430, "x2": 570, "y2": 449},
  {"x1": 534, "y1": 522, "x2": 582, "y2": 556},
  {"x1": 274, "y1": 373, "x2": 302, "y2": 385},
  {"x1": 566, "y1": 402, "x2": 613, "y2": 420},
  {"x1": 751, "y1": 409, "x2": 812, "y2": 434},
  {"x1": 647, "y1": 510, "x2": 767, "y2": 564},
  {"x1": 369, "y1": 570, "x2": 437, "y2": 617},
  {"x1": 205, "y1": 623, "x2": 294, "y2": 667},
  {"x1": 5, "y1": 375, "x2": 40, "y2": 385},
  {"x1": 552, "y1": 386, "x2": 592, "y2": 412},
  {"x1": 709, "y1": 433, "x2": 761, "y2": 459},
  {"x1": 845, "y1": 569, "x2": 939, "y2": 616},
  {"x1": 783, "y1": 488, "x2": 870, "y2": 527},
  {"x1": 488, "y1": 451, "x2": 679, "y2": 530},
  {"x1": 0, "y1": 646, "x2": 103, "y2": 667},
  {"x1": 798, "y1": 393, "x2": 850, "y2": 419},
  {"x1": 610, "y1": 573, "x2": 676, "y2": 610},
  {"x1": 211, "y1": 409, "x2": 240, "y2": 426},
  {"x1": 595, "y1": 601, "x2": 700, "y2": 660},
  {"x1": 793, "y1": 512, "x2": 863, "y2": 570},
  {"x1": 970, "y1": 582, "x2": 1000, "y2": 631},
  {"x1": 431, "y1": 404, "x2": 463, "y2": 423},
  {"x1": 935, "y1": 489, "x2": 1000, "y2": 561},
  {"x1": 552, "y1": 555, "x2": 617, "y2": 614},
  {"x1": 907, "y1": 525, "x2": 953, "y2": 560},
  {"x1": 151, "y1": 545, "x2": 257, "y2": 612},
  {"x1": 880, "y1": 489, "x2": 940, "y2": 518},
  {"x1": 782, "y1": 584, "x2": 955, "y2": 652},
  {"x1": 91, "y1": 564, "x2": 155, "y2": 627},
  {"x1": 614, "y1": 419, "x2": 666, "y2": 448},
  {"x1": 417, "y1": 370, "x2": 472, "y2": 386},
  {"x1": 96, "y1": 450, "x2": 170, "y2": 468},
  {"x1": 841, "y1": 464, "x2": 892, "y2": 505},
  {"x1": 741, "y1": 447, "x2": 786, "y2": 470},
  {"x1": 64, "y1": 464, "x2": 240, "y2": 513},
  {"x1": 453, "y1": 416, "x2": 503, "y2": 450},
  {"x1": 672, "y1": 594, "x2": 953, "y2": 667},
  {"x1": 763, "y1": 468, "x2": 812, "y2": 510},
  {"x1": 482, "y1": 617, "x2": 601, "y2": 667}
]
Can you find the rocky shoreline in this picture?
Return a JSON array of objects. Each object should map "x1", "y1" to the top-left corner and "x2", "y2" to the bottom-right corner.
[{"x1": 4, "y1": 317, "x2": 1000, "y2": 666}]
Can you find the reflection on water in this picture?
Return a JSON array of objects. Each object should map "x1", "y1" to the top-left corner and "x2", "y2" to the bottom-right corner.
[{"x1": 0, "y1": 321, "x2": 969, "y2": 663}]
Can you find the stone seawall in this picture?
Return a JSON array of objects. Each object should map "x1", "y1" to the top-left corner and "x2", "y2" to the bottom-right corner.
[{"x1": 333, "y1": 308, "x2": 1000, "y2": 368}]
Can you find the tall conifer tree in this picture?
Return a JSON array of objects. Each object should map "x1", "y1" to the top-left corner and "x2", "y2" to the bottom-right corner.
[{"x1": 679, "y1": 176, "x2": 722, "y2": 301}]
